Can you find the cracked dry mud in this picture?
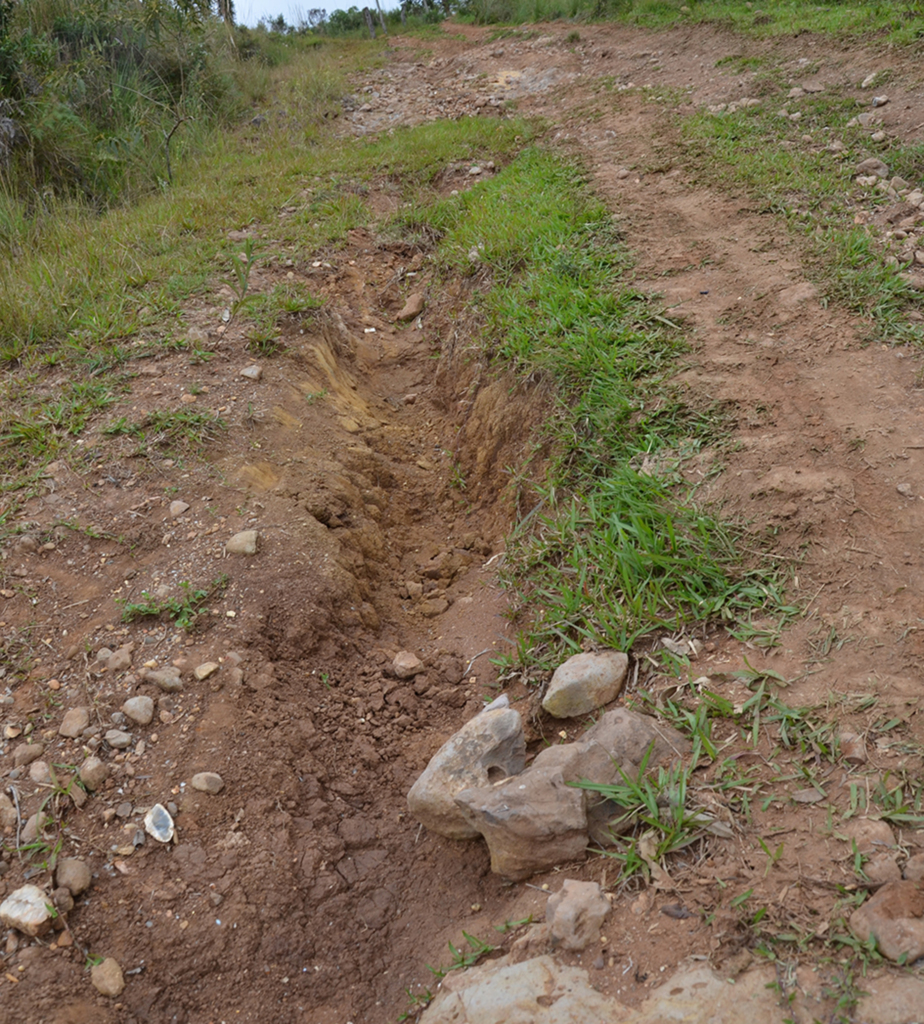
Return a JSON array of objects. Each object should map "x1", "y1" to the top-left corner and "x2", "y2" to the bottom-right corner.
[{"x1": 3, "y1": 19, "x2": 924, "y2": 1024}]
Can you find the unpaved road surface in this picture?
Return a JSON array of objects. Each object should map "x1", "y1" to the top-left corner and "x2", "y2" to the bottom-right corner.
[{"x1": 2, "y1": 20, "x2": 924, "y2": 1024}]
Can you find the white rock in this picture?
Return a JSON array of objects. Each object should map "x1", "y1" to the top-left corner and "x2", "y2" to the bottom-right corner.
[
  {"x1": 240, "y1": 364, "x2": 263, "y2": 380},
  {"x1": 169, "y1": 500, "x2": 190, "y2": 518},
  {"x1": 0, "y1": 885, "x2": 54, "y2": 936},
  {"x1": 144, "y1": 803, "x2": 175, "y2": 843}
]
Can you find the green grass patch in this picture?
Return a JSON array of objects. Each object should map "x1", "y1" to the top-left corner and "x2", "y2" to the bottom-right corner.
[
  {"x1": 0, "y1": 35, "x2": 532, "y2": 487},
  {"x1": 404, "y1": 147, "x2": 787, "y2": 669},
  {"x1": 682, "y1": 100, "x2": 924, "y2": 344},
  {"x1": 460, "y1": 0, "x2": 924, "y2": 46}
]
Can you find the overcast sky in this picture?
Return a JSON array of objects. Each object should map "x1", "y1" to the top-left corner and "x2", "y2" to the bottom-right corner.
[{"x1": 237, "y1": 1, "x2": 400, "y2": 25}]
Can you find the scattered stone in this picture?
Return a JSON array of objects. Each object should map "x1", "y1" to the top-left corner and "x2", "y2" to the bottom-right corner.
[
  {"x1": 856, "y1": 157, "x2": 889, "y2": 178},
  {"x1": 13, "y1": 742, "x2": 45, "y2": 767},
  {"x1": 904, "y1": 854, "x2": 924, "y2": 882},
  {"x1": 122, "y1": 696, "x2": 154, "y2": 726},
  {"x1": 393, "y1": 651, "x2": 423, "y2": 679},
  {"x1": 455, "y1": 764, "x2": 588, "y2": 880},
  {"x1": 0, "y1": 792, "x2": 16, "y2": 829},
  {"x1": 145, "y1": 667, "x2": 184, "y2": 692},
  {"x1": 865, "y1": 851, "x2": 902, "y2": 885},
  {"x1": 29, "y1": 760, "x2": 51, "y2": 784},
  {"x1": 0, "y1": 885, "x2": 54, "y2": 937},
  {"x1": 897, "y1": 482, "x2": 913, "y2": 497},
  {"x1": 615, "y1": 167, "x2": 631, "y2": 179},
  {"x1": 59, "y1": 707, "x2": 90, "y2": 738},
  {"x1": 91, "y1": 957, "x2": 125, "y2": 998},
  {"x1": 22, "y1": 812, "x2": 48, "y2": 844},
  {"x1": 542, "y1": 650, "x2": 628, "y2": 718},
  {"x1": 839, "y1": 731, "x2": 868, "y2": 764},
  {"x1": 52, "y1": 887, "x2": 74, "y2": 915},
  {"x1": 56, "y1": 858, "x2": 91, "y2": 896},
  {"x1": 106, "y1": 644, "x2": 134, "y2": 673},
  {"x1": 871, "y1": 94, "x2": 890, "y2": 108},
  {"x1": 105, "y1": 729, "x2": 133, "y2": 749},
  {"x1": 116, "y1": 801, "x2": 133, "y2": 818},
  {"x1": 871, "y1": 130, "x2": 887, "y2": 142},
  {"x1": 191, "y1": 772, "x2": 224, "y2": 794},
  {"x1": 144, "y1": 803, "x2": 175, "y2": 843},
  {"x1": 546, "y1": 879, "x2": 611, "y2": 951},
  {"x1": 842, "y1": 816, "x2": 895, "y2": 854},
  {"x1": 396, "y1": 292, "x2": 426, "y2": 322},
  {"x1": 408, "y1": 707, "x2": 526, "y2": 839},
  {"x1": 79, "y1": 756, "x2": 108, "y2": 791},
  {"x1": 861, "y1": 72, "x2": 880, "y2": 88},
  {"x1": 850, "y1": 880, "x2": 924, "y2": 962},
  {"x1": 419, "y1": 598, "x2": 449, "y2": 617},
  {"x1": 169, "y1": 500, "x2": 190, "y2": 518},
  {"x1": 226, "y1": 530, "x2": 259, "y2": 555},
  {"x1": 194, "y1": 661, "x2": 219, "y2": 681},
  {"x1": 240, "y1": 364, "x2": 263, "y2": 380}
]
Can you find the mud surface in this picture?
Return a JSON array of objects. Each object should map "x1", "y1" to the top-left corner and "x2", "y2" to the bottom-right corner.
[{"x1": 3, "y1": 19, "x2": 924, "y2": 1024}]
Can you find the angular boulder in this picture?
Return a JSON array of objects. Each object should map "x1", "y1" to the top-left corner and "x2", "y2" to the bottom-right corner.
[
  {"x1": 455, "y1": 765, "x2": 588, "y2": 880},
  {"x1": 419, "y1": 955, "x2": 621, "y2": 1024},
  {"x1": 542, "y1": 651, "x2": 628, "y2": 718},
  {"x1": 407, "y1": 708, "x2": 526, "y2": 840},
  {"x1": 532, "y1": 708, "x2": 689, "y2": 846}
]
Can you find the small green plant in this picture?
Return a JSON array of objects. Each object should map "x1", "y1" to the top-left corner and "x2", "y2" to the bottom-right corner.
[
  {"x1": 398, "y1": 988, "x2": 434, "y2": 1022},
  {"x1": 493, "y1": 914, "x2": 533, "y2": 933},
  {"x1": 575, "y1": 744, "x2": 712, "y2": 882},
  {"x1": 229, "y1": 239, "x2": 258, "y2": 316},
  {"x1": 427, "y1": 932, "x2": 496, "y2": 979},
  {"x1": 304, "y1": 389, "x2": 329, "y2": 405},
  {"x1": 118, "y1": 576, "x2": 228, "y2": 631}
]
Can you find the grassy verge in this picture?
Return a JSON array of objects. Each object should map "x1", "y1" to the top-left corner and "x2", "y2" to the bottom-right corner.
[
  {"x1": 681, "y1": 92, "x2": 924, "y2": 344},
  {"x1": 402, "y1": 147, "x2": 788, "y2": 671},
  {"x1": 463, "y1": 0, "x2": 924, "y2": 46},
  {"x1": 0, "y1": 39, "x2": 532, "y2": 489}
]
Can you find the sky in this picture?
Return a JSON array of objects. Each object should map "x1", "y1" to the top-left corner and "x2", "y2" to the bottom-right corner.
[{"x1": 236, "y1": 0, "x2": 399, "y2": 26}]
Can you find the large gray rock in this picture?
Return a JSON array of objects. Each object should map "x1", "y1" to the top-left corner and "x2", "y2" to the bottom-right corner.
[
  {"x1": 455, "y1": 765, "x2": 587, "y2": 880},
  {"x1": 408, "y1": 708, "x2": 526, "y2": 840},
  {"x1": 542, "y1": 651, "x2": 628, "y2": 718},
  {"x1": 421, "y1": 955, "x2": 924, "y2": 1024},
  {"x1": 850, "y1": 880, "x2": 924, "y2": 962},
  {"x1": 0, "y1": 885, "x2": 54, "y2": 936},
  {"x1": 532, "y1": 709, "x2": 689, "y2": 846},
  {"x1": 420, "y1": 955, "x2": 619, "y2": 1024},
  {"x1": 546, "y1": 879, "x2": 610, "y2": 951}
]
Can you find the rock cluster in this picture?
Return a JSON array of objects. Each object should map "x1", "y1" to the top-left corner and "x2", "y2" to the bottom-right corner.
[{"x1": 408, "y1": 651, "x2": 688, "y2": 879}]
